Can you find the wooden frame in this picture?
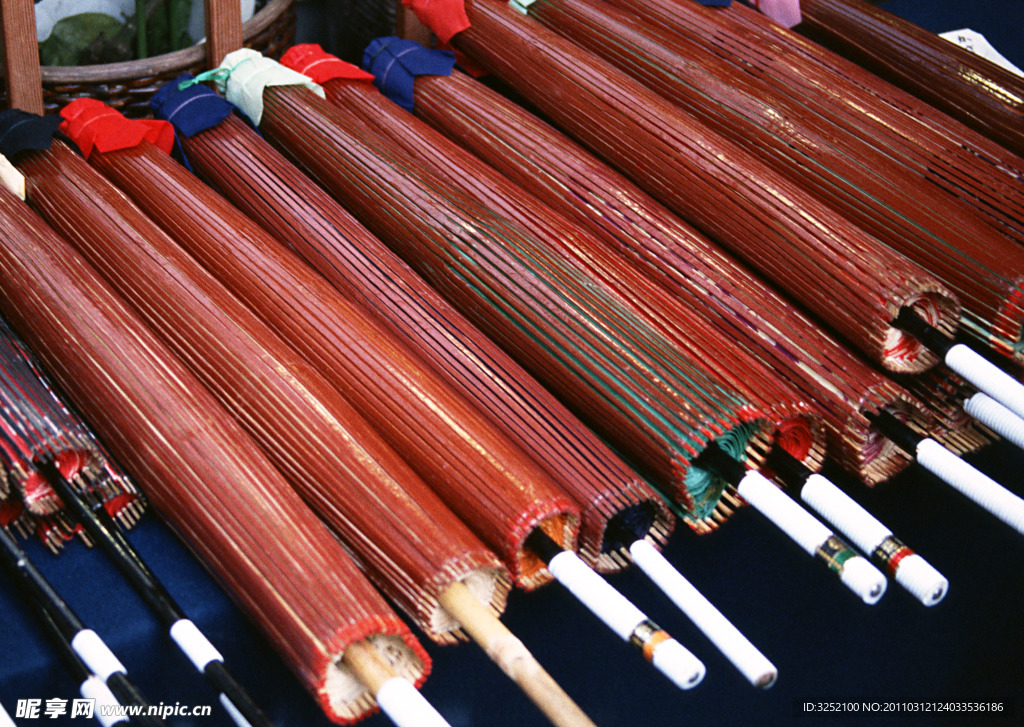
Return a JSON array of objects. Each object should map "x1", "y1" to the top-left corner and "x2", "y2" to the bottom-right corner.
[{"x1": 1, "y1": 0, "x2": 250, "y2": 113}]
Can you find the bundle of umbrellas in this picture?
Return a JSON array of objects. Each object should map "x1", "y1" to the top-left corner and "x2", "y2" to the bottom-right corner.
[{"x1": 1, "y1": 1, "x2": 1023, "y2": 724}]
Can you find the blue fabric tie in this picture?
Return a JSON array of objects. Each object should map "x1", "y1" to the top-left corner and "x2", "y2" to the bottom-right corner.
[
  {"x1": 0, "y1": 111, "x2": 72, "y2": 158},
  {"x1": 151, "y1": 74, "x2": 234, "y2": 137},
  {"x1": 362, "y1": 37, "x2": 456, "y2": 111}
]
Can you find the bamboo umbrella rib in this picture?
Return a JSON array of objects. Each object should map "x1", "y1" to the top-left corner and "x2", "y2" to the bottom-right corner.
[
  {"x1": 0, "y1": 320, "x2": 147, "y2": 556},
  {"x1": 0, "y1": 317, "x2": 142, "y2": 521},
  {"x1": 897, "y1": 369, "x2": 996, "y2": 456},
  {"x1": 523, "y1": 0, "x2": 1024, "y2": 363},
  {"x1": 448, "y1": 0, "x2": 959, "y2": 375},
  {"x1": 70, "y1": 125, "x2": 579, "y2": 592},
  {"x1": 403, "y1": 67, "x2": 931, "y2": 486},
  {"x1": 16, "y1": 135, "x2": 509, "y2": 646},
  {"x1": 0, "y1": 185, "x2": 430, "y2": 724},
  {"x1": 157, "y1": 88, "x2": 671, "y2": 571}
]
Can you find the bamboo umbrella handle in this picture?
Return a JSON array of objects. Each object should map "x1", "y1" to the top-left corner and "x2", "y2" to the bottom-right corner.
[
  {"x1": 342, "y1": 641, "x2": 451, "y2": 727},
  {"x1": 439, "y1": 581, "x2": 597, "y2": 727},
  {"x1": 343, "y1": 640, "x2": 396, "y2": 695}
]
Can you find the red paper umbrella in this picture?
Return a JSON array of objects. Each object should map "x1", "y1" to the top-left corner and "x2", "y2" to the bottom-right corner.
[
  {"x1": 0, "y1": 184, "x2": 432, "y2": 725},
  {"x1": 448, "y1": 0, "x2": 959, "y2": 375},
  {"x1": 520, "y1": 0, "x2": 1024, "y2": 366},
  {"x1": 58, "y1": 106, "x2": 578, "y2": 593},
  {"x1": 798, "y1": 0, "x2": 1024, "y2": 158},
  {"x1": 157, "y1": 89, "x2": 672, "y2": 571},
  {"x1": 17, "y1": 135, "x2": 509, "y2": 647},
  {"x1": 616, "y1": 0, "x2": 1024, "y2": 276},
  {"x1": 278, "y1": 48, "x2": 825, "y2": 522}
]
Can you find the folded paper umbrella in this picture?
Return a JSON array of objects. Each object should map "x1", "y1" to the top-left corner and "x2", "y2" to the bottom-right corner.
[
  {"x1": 8, "y1": 111, "x2": 592, "y2": 727},
  {"x1": 213, "y1": 53, "x2": 889, "y2": 611},
  {"x1": 616, "y1": 0, "x2": 1024, "y2": 276},
  {"x1": 359, "y1": 52, "x2": 954, "y2": 601},
  {"x1": 0, "y1": 315, "x2": 271, "y2": 726},
  {"x1": 0, "y1": 184, "x2": 438, "y2": 725},
  {"x1": 150, "y1": 74, "x2": 673, "y2": 578},
  {"x1": 797, "y1": 0, "x2": 1024, "y2": 158},
  {"x1": 520, "y1": 0, "x2": 1024, "y2": 381},
  {"x1": 51, "y1": 101, "x2": 701, "y2": 691}
]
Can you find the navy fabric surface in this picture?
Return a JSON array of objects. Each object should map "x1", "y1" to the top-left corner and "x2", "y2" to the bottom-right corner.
[
  {"x1": 0, "y1": 111, "x2": 72, "y2": 158},
  {"x1": 3, "y1": 2, "x2": 1024, "y2": 726},
  {"x1": 150, "y1": 76, "x2": 234, "y2": 139},
  {"x1": 880, "y1": 0, "x2": 1024, "y2": 69}
]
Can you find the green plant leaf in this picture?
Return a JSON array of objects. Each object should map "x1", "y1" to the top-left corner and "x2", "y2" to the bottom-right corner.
[{"x1": 39, "y1": 12, "x2": 125, "y2": 66}]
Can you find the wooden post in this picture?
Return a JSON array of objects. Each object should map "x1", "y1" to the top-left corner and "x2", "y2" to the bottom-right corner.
[
  {"x1": 396, "y1": 2, "x2": 433, "y2": 48},
  {"x1": 1, "y1": 0, "x2": 44, "y2": 114},
  {"x1": 205, "y1": 0, "x2": 244, "y2": 68}
]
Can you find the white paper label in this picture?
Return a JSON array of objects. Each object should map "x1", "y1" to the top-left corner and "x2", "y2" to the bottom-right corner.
[
  {"x1": 940, "y1": 29, "x2": 1024, "y2": 77},
  {"x1": 0, "y1": 155, "x2": 25, "y2": 200}
]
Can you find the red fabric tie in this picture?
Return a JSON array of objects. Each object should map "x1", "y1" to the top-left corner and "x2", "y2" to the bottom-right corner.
[
  {"x1": 402, "y1": 0, "x2": 470, "y2": 44},
  {"x1": 59, "y1": 99, "x2": 174, "y2": 159},
  {"x1": 281, "y1": 44, "x2": 376, "y2": 84}
]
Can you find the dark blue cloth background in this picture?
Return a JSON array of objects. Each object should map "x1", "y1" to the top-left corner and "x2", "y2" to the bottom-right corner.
[
  {"x1": 2, "y1": 2, "x2": 1023, "y2": 725},
  {"x1": 880, "y1": 0, "x2": 1023, "y2": 69}
]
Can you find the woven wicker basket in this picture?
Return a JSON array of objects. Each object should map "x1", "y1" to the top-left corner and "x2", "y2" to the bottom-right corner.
[{"x1": 32, "y1": 0, "x2": 296, "y2": 118}]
